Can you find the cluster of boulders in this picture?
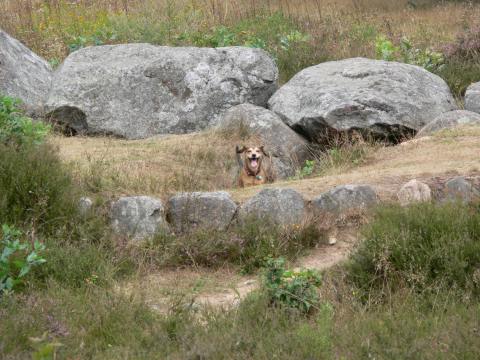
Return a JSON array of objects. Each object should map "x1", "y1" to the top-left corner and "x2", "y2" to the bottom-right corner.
[
  {"x1": 74, "y1": 176, "x2": 479, "y2": 241},
  {"x1": 3, "y1": 30, "x2": 480, "y2": 241},
  {"x1": 2, "y1": 29, "x2": 480, "y2": 178}
]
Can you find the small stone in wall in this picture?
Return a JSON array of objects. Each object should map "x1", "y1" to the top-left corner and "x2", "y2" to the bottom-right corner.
[
  {"x1": 443, "y1": 176, "x2": 480, "y2": 203},
  {"x1": 238, "y1": 188, "x2": 306, "y2": 226},
  {"x1": 78, "y1": 197, "x2": 93, "y2": 216},
  {"x1": 167, "y1": 191, "x2": 237, "y2": 233},
  {"x1": 111, "y1": 196, "x2": 169, "y2": 241},
  {"x1": 397, "y1": 179, "x2": 432, "y2": 206},
  {"x1": 312, "y1": 185, "x2": 378, "y2": 214}
]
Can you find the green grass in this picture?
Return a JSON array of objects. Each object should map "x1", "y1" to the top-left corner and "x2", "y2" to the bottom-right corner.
[
  {"x1": 1, "y1": 271, "x2": 479, "y2": 359},
  {"x1": 2, "y1": 203, "x2": 480, "y2": 358}
]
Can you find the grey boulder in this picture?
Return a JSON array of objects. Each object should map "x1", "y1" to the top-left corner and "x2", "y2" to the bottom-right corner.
[
  {"x1": 465, "y1": 82, "x2": 480, "y2": 114},
  {"x1": 238, "y1": 188, "x2": 305, "y2": 226},
  {"x1": 417, "y1": 110, "x2": 480, "y2": 137},
  {"x1": 312, "y1": 185, "x2": 378, "y2": 214},
  {"x1": 167, "y1": 191, "x2": 237, "y2": 233},
  {"x1": 111, "y1": 196, "x2": 169, "y2": 240},
  {"x1": 0, "y1": 30, "x2": 52, "y2": 116},
  {"x1": 397, "y1": 179, "x2": 432, "y2": 206},
  {"x1": 220, "y1": 103, "x2": 311, "y2": 178},
  {"x1": 46, "y1": 44, "x2": 278, "y2": 139},
  {"x1": 443, "y1": 176, "x2": 480, "y2": 203},
  {"x1": 268, "y1": 58, "x2": 457, "y2": 143}
]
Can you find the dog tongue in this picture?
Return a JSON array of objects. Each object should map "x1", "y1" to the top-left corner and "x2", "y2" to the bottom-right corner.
[{"x1": 251, "y1": 159, "x2": 258, "y2": 168}]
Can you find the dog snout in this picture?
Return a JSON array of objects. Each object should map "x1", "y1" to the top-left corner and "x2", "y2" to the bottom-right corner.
[{"x1": 251, "y1": 154, "x2": 257, "y2": 159}]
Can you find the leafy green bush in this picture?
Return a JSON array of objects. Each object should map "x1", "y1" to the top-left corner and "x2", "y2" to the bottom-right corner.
[
  {"x1": 292, "y1": 160, "x2": 315, "y2": 180},
  {"x1": 347, "y1": 203, "x2": 480, "y2": 299},
  {"x1": 0, "y1": 142, "x2": 76, "y2": 233},
  {"x1": 0, "y1": 95, "x2": 50, "y2": 146},
  {"x1": 375, "y1": 35, "x2": 445, "y2": 72},
  {"x1": 0, "y1": 225, "x2": 46, "y2": 293},
  {"x1": 263, "y1": 257, "x2": 322, "y2": 313}
]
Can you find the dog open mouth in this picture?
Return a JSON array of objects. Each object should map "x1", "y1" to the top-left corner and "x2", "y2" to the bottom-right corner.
[{"x1": 248, "y1": 157, "x2": 259, "y2": 169}]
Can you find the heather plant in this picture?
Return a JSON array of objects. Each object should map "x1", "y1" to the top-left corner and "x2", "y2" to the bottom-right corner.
[
  {"x1": 0, "y1": 141, "x2": 76, "y2": 233},
  {"x1": 347, "y1": 203, "x2": 480, "y2": 300},
  {"x1": 443, "y1": 25, "x2": 480, "y2": 60}
]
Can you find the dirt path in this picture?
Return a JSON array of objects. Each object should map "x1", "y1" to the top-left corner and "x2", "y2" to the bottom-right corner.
[
  {"x1": 119, "y1": 229, "x2": 357, "y2": 312},
  {"x1": 194, "y1": 229, "x2": 356, "y2": 308}
]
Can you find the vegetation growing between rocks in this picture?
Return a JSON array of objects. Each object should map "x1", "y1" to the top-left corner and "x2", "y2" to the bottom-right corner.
[{"x1": 131, "y1": 220, "x2": 324, "y2": 274}]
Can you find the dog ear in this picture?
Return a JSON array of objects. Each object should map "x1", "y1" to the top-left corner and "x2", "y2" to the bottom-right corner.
[
  {"x1": 236, "y1": 145, "x2": 247, "y2": 154},
  {"x1": 236, "y1": 145, "x2": 246, "y2": 168},
  {"x1": 260, "y1": 146, "x2": 270, "y2": 157}
]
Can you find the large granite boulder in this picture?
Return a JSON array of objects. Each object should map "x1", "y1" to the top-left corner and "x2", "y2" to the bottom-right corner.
[
  {"x1": 312, "y1": 185, "x2": 378, "y2": 214},
  {"x1": 220, "y1": 103, "x2": 311, "y2": 178},
  {"x1": 417, "y1": 110, "x2": 480, "y2": 137},
  {"x1": 268, "y1": 58, "x2": 457, "y2": 143},
  {"x1": 465, "y1": 82, "x2": 480, "y2": 114},
  {"x1": 238, "y1": 188, "x2": 306, "y2": 226},
  {"x1": 46, "y1": 44, "x2": 278, "y2": 139},
  {"x1": 167, "y1": 191, "x2": 237, "y2": 233},
  {"x1": 0, "y1": 30, "x2": 52, "y2": 116},
  {"x1": 111, "y1": 196, "x2": 169, "y2": 240}
]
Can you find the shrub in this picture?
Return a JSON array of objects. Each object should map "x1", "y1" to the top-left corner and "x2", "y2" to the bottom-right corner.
[
  {"x1": 263, "y1": 257, "x2": 322, "y2": 313},
  {"x1": 375, "y1": 35, "x2": 445, "y2": 72},
  {"x1": 0, "y1": 142, "x2": 77, "y2": 233},
  {"x1": 0, "y1": 224, "x2": 46, "y2": 293},
  {"x1": 435, "y1": 58, "x2": 480, "y2": 99},
  {"x1": 439, "y1": 25, "x2": 480, "y2": 98},
  {"x1": 0, "y1": 95, "x2": 50, "y2": 146},
  {"x1": 347, "y1": 203, "x2": 480, "y2": 299},
  {"x1": 291, "y1": 160, "x2": 315, "y2": 180}
]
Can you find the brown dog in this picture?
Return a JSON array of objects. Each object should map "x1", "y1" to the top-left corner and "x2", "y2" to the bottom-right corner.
[{"x1": 236, "y1": 145, "x2": 272, "y2": 187}]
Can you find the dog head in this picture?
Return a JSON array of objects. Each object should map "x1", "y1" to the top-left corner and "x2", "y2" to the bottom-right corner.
[{"x1": 236, "y1": 145, "x2": 269, "y2": 175}]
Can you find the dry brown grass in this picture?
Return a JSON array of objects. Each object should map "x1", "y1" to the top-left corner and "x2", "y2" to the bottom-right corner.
[
  {"x1": 52, "y1": 130, "x2": 244, "y2": 200},
  {"x1": 52, "y1": 125, "x2": 480, "y2": 203}
]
